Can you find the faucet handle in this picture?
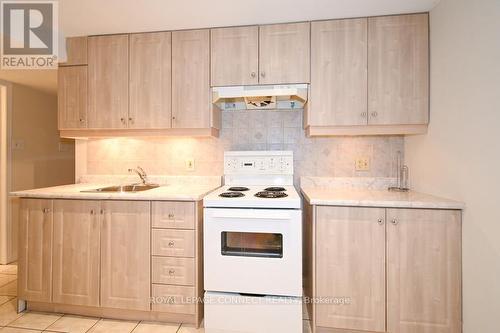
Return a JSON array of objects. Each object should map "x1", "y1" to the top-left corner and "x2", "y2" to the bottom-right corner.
[{"x1": 136, "y1": 166, "x2": 147, "y2": 176}]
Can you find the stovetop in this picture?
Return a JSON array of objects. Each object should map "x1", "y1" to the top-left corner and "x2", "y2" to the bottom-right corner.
[{"x1": 203, "y1": 185, "x2": 301, "y2": 209}]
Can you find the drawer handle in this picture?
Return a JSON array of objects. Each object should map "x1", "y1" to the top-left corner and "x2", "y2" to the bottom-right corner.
[
  {"x1": 169, "y1": 269, "x2": 175, "y2": 275},
  {"x1": 168, "y1": 213, "x2": 175, "y2": 219},
  {"x1": 391, "y1": 219, "x2": 398, "y2": 225},
  {"x1": 168, "y1": 241, "x2": 175, "y2": 247},
  {"x1": 42, "y1": 208, "x2": 51, "y2": 214}
]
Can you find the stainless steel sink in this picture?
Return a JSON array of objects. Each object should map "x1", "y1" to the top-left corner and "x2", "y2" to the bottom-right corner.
[{"x1": 82, "y1": 184, "x2": 160, "y2": 193}]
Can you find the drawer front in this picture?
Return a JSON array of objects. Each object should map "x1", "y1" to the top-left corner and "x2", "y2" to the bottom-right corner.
[
  {"x1": 152, "y1": 284, "x2": 196, "y2": 314},
  {"x1": 152, "y1": 229, "x2": 195, "y2": 257},
  {"x1": 152, "y1": 256, "x2": 195, "y2": 286},
  {"x1": 152, "y1": 201, "x2": 195, "y2": 229}
]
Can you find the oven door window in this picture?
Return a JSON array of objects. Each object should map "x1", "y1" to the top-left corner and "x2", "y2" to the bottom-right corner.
[{"x1": 221, "y1": 232, "x2": 283, "y2": 258}]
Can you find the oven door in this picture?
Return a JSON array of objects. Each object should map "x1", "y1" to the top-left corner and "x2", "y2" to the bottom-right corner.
[{"x1": 204, "y1": 208, "x2": 302, "y2": 297}]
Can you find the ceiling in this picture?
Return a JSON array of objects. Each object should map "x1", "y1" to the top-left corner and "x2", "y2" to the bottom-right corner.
[{"x1": 0, "y1": 0, "x2": 441, "y2": 95}]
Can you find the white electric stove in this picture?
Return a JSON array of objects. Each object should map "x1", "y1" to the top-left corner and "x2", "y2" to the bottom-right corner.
[{"x1": 203, "y1": 151, "x2": 303, "y2": 333}]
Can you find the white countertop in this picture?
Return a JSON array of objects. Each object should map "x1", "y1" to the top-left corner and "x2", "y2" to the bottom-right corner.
[
  {"x1": 300, "y1": 187, "x2": 464, "y2": 210},
  {"x1": 11, "y1": 183, "x2": 221, "y2": 202}
]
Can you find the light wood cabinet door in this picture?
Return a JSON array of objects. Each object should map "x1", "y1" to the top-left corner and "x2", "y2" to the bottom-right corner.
[
  {"x1": 152, "y1": 229, "x2": 195, "y2": 258},
  {"x1": 63, "y1": 36, "x2": 87, "y2": 66},
  {"x1": 152, "y1": 201, "x2": 195, "y2": 229},
  {"x1": 88, "y1": 34, "x2": 129, "y2": 129},
  {"x1": 387, "y1": 208, "x2": 461, "y2": 333},
  {"x1": 101, "y1": 201, "x2": 151, "y2": 311},
  {"x1": 129, "y1": 32, "x2": 172, "y2": 129},
  {"x1": 58, "y1": 66, "x2": 87, "y2": 130},
  {"x1": 316, "y1": 206, "x2": 386, "y2": 332},
  {"x1": 310, "y1": 19, "x2": 368, "y2": 126},
  {"x1": 152, "y1": 257, "x2": 195, "y2": 286},
  {"x1": 18, "y1": 199, "x2": 53, "y2": 302},
  {"x1": 368, "y1": 14, "x2": 429, "y2": 125},
  {"x1": 152, "y1": 284, "x2": 196, "y2": 314},
  {"x1": 172, "y1": 29, "x2": 210, "y2": 129},
  {"x1": 210, "y1": 26, "x2": 259, "y2": 86},
  {"x1": 52, "y1": 200, "x2": 100, "y2": 307},
  {"x1": 259, "y1": 22, "x2": 310, "y2": 84}
]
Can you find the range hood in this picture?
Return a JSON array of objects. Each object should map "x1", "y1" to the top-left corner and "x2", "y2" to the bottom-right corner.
[{"x1": 212, "y1": 84, "x2": 308, "y2": 111}]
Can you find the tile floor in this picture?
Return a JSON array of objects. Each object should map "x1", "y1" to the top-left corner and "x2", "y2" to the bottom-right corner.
[{"x1": 0, "y1": 264, "x2": 312, "y2": 333}]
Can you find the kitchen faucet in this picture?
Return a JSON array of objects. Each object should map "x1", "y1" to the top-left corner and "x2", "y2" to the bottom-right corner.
[
  {"x1": 388, "y1": 151, "x2": 409, "y2": 192},
  {"x1": 128, "y1": 166, "x2": 149, "y2": 185}
]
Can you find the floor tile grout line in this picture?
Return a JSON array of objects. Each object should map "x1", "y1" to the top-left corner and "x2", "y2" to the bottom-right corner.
[
  {"x1": 6, "y1": 311, "x2": 63, "y2": 331},
  {"x1": 84, "y1": 317, "x2": 104, "y2": 333},
  {"x1": 0, "y1": 296, "x2": 14, "y2": 307},
  {"x1": 129, "y1": 320, "x2": 141, "y2": 333}
]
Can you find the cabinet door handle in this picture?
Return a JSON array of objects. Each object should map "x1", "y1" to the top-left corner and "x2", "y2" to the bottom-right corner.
[
  {"x1": 128, "y1": 117, "x2": 134, "y2": 124},
  {"x1": 168, "y1": 213, "x2": 175, "y2": 219},
  {"x1": 250, "y1": 72, "x2": 256, "y2": 78},
  {"x1": 361, "y1": 112, "x2": 367, "y2": 117},
  {"x1": 377, "y1": 218, "x2": 384, "y2": 225},
  {"x1": 90, "y1": 209, "x2": 95, "y2": 215},
  {"x1": 120, "y1": 117, "x2": 126, "y2": 124},
  {"x1": 391, "y1": 219, "x2": 398, "y2": 225},
  {"x1": 260, "y1": 71, "x2": 266, "y2": 78},
  {"x1": 371, "y1": 111, "x2": 378, "y2": 117},
  {"x1": 168, "y1": 269, "x2": 175, "y2": 275},
  {"x1": 79, "y1": 118, "x2": 85, "y2": 123},
  {"x1": 42, "y1": 208, "x2": 51, "y2": 214},
  {"x1": 168, "y1": 241, "x2": 175, "y2": 247}
]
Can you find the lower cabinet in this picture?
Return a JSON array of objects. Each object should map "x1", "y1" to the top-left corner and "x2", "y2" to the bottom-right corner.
[
  {"x1": 100, "y1": 201, "x2": 151, "y2": 311},
  {"x1": 313, "y1": 206, "x2": 461, "y2": 333},
  {"x1": 386, "y1": 209, "x2": 462, "y2": 333},
  {"x1": 18, "y1": 199, "x2": 53, "y2": 302},
  {"x1": 18, "y1": 198, "x2": 203, "y2": 326},
  {"x1": 316, "y1": 207, "x2": 386, "y2": 332},
  {"x1": 52, "y1": 200, "x2": 100, "y2": 306}
]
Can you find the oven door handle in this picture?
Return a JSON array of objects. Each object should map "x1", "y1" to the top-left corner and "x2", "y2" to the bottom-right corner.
[{"x1": 210, "y1": 210, "x2": 292, "y2": 220}]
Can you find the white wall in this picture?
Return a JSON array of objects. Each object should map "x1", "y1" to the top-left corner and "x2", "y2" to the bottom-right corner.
[{"x1": 404, "y1": 0, "x2": 500, "y2": 332}]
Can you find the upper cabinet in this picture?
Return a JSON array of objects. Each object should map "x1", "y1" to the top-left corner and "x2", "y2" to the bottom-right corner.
[
  {"x1": 172, "y1": 29, "x2": 211, "y2": 129},
  {"x1": 210, "y1": 22, "x2": 310, "y2": 86},
  {"x1": 306, "y1": 13, "x2": 429, "y2": 136},
  {"x1": 60, "y1": 36, "x2": 87, "y2": 66},
  {"x1": 368, "y1": 14, "x2": 429, "y2": 125},
  {"x1": 259, "y1": 22, "x2": 310, "y2": 84},
  {"x1": 88, "y1": 34, "x2": 129, "y2": 129},
  {"x1": 309, "y1": 18, "x2": 368, "y2": 127},
  {"x1": 58, "y1": 13, "x2": 428, "y2": 138},
  {"x1": 59, "y1": 31, "x2": 219, "y2": 138},
  {"x1": 58, "y1": 66, "x2": 87, "y2": 130},
  {"x1": 129, "y1": 32, "x2": 172, "y2": 129},
  {"x1": 211, "y1": 26, "x2": 259, "y2": 86}
]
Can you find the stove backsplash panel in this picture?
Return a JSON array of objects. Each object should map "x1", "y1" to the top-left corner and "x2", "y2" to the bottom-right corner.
[{"x1": 84, "y1": 110, "x2": 404, "y2": 185}]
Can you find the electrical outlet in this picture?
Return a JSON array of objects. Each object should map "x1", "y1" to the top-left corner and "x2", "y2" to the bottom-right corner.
[
  {"x1": 185, "y1": 158, "x2": 195, "y2": 171},
  {"x1": 355, "y1": 157, "x2": 370, "y2": 171}
]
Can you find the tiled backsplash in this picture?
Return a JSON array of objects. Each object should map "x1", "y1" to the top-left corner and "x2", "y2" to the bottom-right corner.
[{"x1": 85, "y1": 110, "x2": 404, "y2": 184}]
